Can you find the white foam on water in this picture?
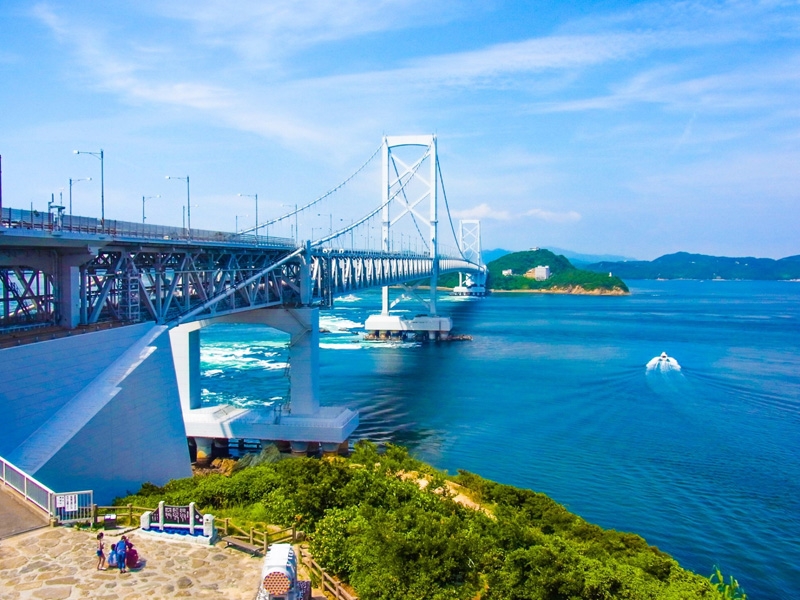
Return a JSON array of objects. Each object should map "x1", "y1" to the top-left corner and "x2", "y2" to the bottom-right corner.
[
  {"x1": 362, "y1": 340, "x2": 422, "y2": 349},
  {"x1": 319, "y1": 315, "x2": 364, "y2": 332},
  {"x1": 646, "y1": 352, "x2": 681, "y2": 372},
  {"x1": 336, "y1": 294, "x2": 361, "y2": 303},
  {"x1": 320, "y1": 342, "x2": 363, "y2": 350}
]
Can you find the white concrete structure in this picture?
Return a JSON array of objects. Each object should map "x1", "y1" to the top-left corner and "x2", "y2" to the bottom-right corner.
[
  {"x1": 364, "y1": 314, "x2": 453, "y2": 341},
  {"x1": 0, "y1": 323, "x2": 191, "y2": 503},
  {"x1": 170, "y1": 307, "x2": 358, "y2": 455},
  {"x1": 534, "y1": 265, "x2": 550, "y2": 281}
]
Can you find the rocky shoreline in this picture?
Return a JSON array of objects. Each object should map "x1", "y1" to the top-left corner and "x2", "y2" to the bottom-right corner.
[{"x1": 492, "y1": 285, "x2": 629, "y2": 295}]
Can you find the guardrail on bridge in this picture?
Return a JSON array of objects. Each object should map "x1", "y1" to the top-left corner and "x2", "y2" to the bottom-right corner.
[{"x1": 1, "y1": 207, "x2": 295, "y2": 248}]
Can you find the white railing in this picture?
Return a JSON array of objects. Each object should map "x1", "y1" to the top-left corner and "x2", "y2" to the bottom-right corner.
[{"x1": 0, "y1": 454, "x2": 93, "y2": 523}]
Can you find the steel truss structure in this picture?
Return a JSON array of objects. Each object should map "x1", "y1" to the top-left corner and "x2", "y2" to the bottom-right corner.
[
  {"x1": 81, "y1": 245, "x2": 302, "y2": 325},
  {"x1": 1, "y1": 267, "x2": 55, "y2": 328},
  {"x1": 0, "y1": 235, "x2": 480, "y2": 331}
]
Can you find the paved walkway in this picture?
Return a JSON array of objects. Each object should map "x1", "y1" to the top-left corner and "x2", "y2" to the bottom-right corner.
[
  {"x1": 0, "y1": 526, "x2": 325, "y2": 599},
  {"x1": 0, "y1": 487, "x2": 49, "y2": 540}
]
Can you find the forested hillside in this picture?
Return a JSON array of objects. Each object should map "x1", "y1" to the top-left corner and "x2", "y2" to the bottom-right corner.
[
  {"x1": 487, "y1": 249, "x2": 629, "y2": 292},
  {"x1": 119, "y1": 443, "x2": 725, "y2": 600},
  {"x1": 586, "y1": 252, "x2": 800, "y2": 280}
]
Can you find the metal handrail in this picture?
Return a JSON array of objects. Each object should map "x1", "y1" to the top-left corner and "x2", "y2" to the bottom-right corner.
[
  {"x1": 0, "y1": 454, "x2": 56, "y2": 516},
  {"x1": 0, "y1": 454, "x2": 92, "y2": 522}
]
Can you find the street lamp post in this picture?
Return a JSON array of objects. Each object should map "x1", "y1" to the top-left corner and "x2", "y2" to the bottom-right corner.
[
  {"x1": 68, "y1": 177, "x2": 92, "y2": 218},
  {"x1": 281, "y1": 203, "x2": 298, "y2": 243},
  {"x1": 166, "y1": 176, "x2": 191, "y2": 237},
  {"x1": 238, "y1": 193, "x2": 259, "y2": 239},
  {"x1": 73, "y1": 149, "x2": 104, "y2": 225},
  {"x1": 317, "y1": 212, "x2": 333, "y2": 237},
  {"x1": 142, "y1": 194, "x2": 160, "y2": 223},
  {"x1": 235, "y1": 214, "x2": 248, "y2": 233}
]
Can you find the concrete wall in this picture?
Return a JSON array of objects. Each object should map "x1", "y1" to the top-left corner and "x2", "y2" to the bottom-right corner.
[{"x1": 1, "y1": 323, "x2": 191, "y2": 503}]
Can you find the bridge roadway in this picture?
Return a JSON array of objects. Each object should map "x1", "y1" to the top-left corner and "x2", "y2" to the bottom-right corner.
[{"x1": 0, "y1": 209, "x2": 482, "y2": 503}]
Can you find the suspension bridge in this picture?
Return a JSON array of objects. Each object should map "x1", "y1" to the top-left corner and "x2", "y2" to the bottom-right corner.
[{"x1": 0, "y1": 135, "x2": 486, "y2": 502}]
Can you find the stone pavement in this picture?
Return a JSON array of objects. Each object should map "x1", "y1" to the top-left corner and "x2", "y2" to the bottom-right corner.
[
  {"x1": 0, "y1": 526, "x2": 324, "y2": 599},
  {"x1": 0, "y1": 488, "x2": 49, "y2": 540}
]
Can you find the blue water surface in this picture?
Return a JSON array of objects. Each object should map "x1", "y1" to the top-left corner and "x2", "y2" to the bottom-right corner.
[{"x1": 200, "y1": 280, "x2": 800, "y2": 599}]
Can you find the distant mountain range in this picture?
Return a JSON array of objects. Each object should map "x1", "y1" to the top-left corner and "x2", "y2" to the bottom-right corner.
[{"x1": 585, "y1": 252, "x2": 800, "y2": 280}]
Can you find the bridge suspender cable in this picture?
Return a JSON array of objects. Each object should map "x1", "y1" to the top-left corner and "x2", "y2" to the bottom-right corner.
[
  {"x1": 437, "y1": 156, "x2": 480, "y2": 267},
  {"x1": 312, "y1": 142, "x2": 432, "y2": 248},
  {"x1": 239, "y1": 143, "x2": 383, "y2": 234}
]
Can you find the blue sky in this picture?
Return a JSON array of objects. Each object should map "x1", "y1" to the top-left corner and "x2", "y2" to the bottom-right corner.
[{"x1": 1, "y1": 0, "x2": 798, "y2": 259}]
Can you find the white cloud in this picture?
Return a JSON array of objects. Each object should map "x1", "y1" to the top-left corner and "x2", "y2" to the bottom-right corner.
[
  {"x1": 525, "y1": 209, "x2": 581, "y2": 223},
  {"x1": 149, "y1": 0, "x2": 460, "y2": 62},
  {"x1": 451, "y1": 204, "x2": 581, "y2": 224},
  {"x1": 451, "y1": 203, "x2": 511, "y2": 220}
]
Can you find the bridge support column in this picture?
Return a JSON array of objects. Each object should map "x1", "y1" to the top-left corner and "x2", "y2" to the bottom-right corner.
[
  {"x1": 321, "y1": 442, "x2": 340, "y2": 456},
  {"x1": 57, "y1": 264, "x2": 81, "y2": 329},
  {"x1": 194, "y1": 437, "x2": 214, "y2": 466},
  {"x1": 169, "y1": 323, "x2": 203, "y2": 411},
  {"x1": 199, "y1": 307, "x2": 320, "y2": 416},
  {"x1": 254, "y1": 307, "x2": 320, "y2": 416},
  {"x1": 53, "y1": 250, "x2": 97, "y2": 329},
  {"x1": 290, "y1": 441, "x2": 309, "y2": 456}
]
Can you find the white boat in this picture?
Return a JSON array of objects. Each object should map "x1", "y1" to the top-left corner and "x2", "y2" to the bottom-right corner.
[{"x1": 646, "y1": 352, "x2": 681, "y2": 371}]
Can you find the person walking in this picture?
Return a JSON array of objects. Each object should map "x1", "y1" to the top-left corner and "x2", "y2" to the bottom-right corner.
[
  {"x1": 116, "y1": 536, "x2": 128, "y2": 573},
  {"x1": 95, "y1": 532, "x2": 106, "y2": 570}
]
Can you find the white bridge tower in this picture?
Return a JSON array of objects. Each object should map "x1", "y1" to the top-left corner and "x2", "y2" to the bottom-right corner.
[
  {"x1": 365, "y1": 135, "x2": 453, "y2": 340},
  {"x1": 452, "y1": 220, "x2": 487, "y2": 296}
]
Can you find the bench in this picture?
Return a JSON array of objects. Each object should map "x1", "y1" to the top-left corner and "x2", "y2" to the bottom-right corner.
[{"x1": 222, "y1": 536, "x2": 263, "y2": 555}]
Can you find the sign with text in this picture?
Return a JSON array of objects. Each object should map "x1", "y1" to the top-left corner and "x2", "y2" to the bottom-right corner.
[
  {"x1": 56, "y1": 494, "x2": 78, "y2": 512},
  {"x1": 152, "y1": 504, "x2": 203, "y2": 526}
]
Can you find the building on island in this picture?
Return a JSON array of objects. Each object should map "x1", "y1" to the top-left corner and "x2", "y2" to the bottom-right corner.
[
  {"x1": 502, "y1": 269, "x2": 513, "y2": 277},
  {"x1": 525, "y1": 265, "x2": 550, "y2": 281}
]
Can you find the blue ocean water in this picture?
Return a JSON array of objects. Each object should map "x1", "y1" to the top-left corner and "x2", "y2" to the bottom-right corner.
[{"x1": 200, "y1": 281, "x2": 800, "y2": 598}]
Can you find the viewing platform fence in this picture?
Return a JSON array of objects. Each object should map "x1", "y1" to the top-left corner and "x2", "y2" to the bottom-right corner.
[
  {"x1": 0, "y1": 455, "x2": 93, "y2": 524},
  {"x1": 219, "y1": 518, "x2": 295, "y2": 555},
  {"x1": 300, "y1": 549, "x2": 358, "y2": 600}
]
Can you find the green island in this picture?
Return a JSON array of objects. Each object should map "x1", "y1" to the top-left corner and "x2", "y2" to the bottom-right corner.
[
  {"x1": 118, "y1": 442, "x2": 742, "y2": 599},
  {"x1": 442, "y1": 249, "x2": 629, "y2": 294}
]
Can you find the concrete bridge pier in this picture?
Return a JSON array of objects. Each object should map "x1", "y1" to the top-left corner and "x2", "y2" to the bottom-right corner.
[
  {"x1": 194, "y1": 437, "x2": 214, "y2": 466},
  {"x1": 170, "y1": 307, "x2": 358, "y2": 457}
]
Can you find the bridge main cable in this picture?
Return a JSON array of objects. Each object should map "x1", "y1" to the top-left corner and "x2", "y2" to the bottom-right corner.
[{"x1": 239, "y1": 143, "x2": 383, "y2": 235}]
